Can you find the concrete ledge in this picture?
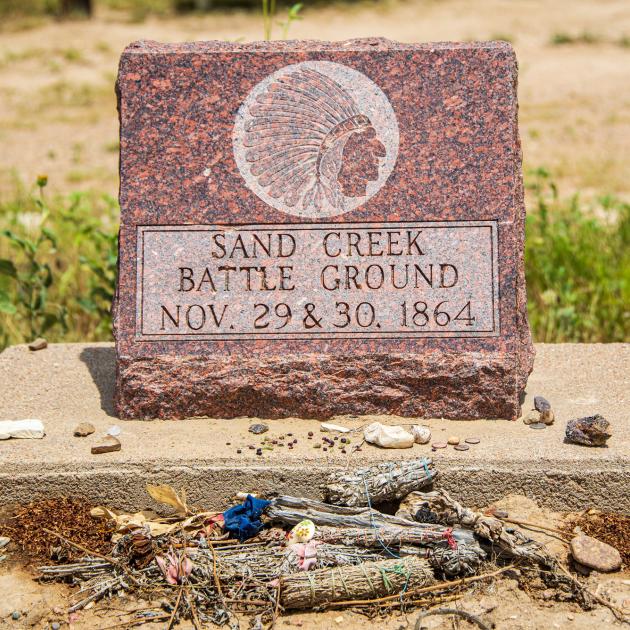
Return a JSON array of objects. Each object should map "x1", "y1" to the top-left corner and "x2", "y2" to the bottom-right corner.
[{"x1": 1, "y1": 343, "x2": 628, "y2": 512}]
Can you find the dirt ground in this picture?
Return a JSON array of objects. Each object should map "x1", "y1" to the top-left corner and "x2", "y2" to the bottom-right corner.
[
  {"x1": 0, "y1": 0, "x2": 629, "y2": 201},
  {"x1": 1, "y1": 495, "x2": 628, "y2": 629}
]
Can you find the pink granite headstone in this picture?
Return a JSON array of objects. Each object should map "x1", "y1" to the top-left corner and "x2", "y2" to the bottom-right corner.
[{"x1": 114, "y1": 38, "x2": 534, "y2": 420}]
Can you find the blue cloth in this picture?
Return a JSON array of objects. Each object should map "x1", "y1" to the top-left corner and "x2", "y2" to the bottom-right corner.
[{"x1": 223, "y1": 495, "x2": 271, "y2": 541}]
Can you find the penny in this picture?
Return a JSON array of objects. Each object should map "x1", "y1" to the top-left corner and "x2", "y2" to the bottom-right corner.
[
  {"x1": 529, "y1": 422, "x2": 547, "y2": 430},
  {"x1": 465, "y1": 438, "x2": 480, "y2": 444},
  {"x1": 432, "y1": 442, "x2": 447, "y2": 449},
  {"x1": 454, "y1": 444, "x2": 470, "y2": 451}
]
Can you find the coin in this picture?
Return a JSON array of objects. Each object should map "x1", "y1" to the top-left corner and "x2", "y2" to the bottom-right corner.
[
  {"x1": 529, "y1": 422, "x2": 547, "y2": 430},
  {"x1": 465, "y1": 438, "x2": 480, "y2": 444},
  {"x1": 431, "y1": 442, "x2": 448, "y2": 449},
  {"x1": 454, "y1": 444, "x2": 470, "y2": 451}
]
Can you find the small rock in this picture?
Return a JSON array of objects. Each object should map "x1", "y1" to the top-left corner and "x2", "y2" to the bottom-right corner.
[
  {"x1": 540, "y1": 409, "x2": 555, "y2": 425},
  {"x1": 11, "y1": 611, "x2": 20, "y2": 620},
  {"x1": 411, "y1": 425, "x2": 431, "y2": 444},
  {"x1": 431, "y1": 442, "x2": 447, "y2": 449},
  {"x1": 494, "y1": 510, "x2": 509, "y2": 519},
  {"x1": 447, "y1": 436, "x2": 460, "y2": 445},
  {"x1": 454, "y1": 443, "x2": 469, "y2": 451},
  {"x1": 0, "y1": 419, "x2": 45, "y2": 440},
  {"x1": 364, "y1": 422, "x2": 414, "y2": 449},
  {"x1": 73, "y1": 422, "x2": 95, "y2": 437},
  {"x1": 570, "y1": 534, "x2": 622, "y2": 572},
  {"x1": 465, "y1": 437, "x2": 480, "y2": 445},
  {"x1": 51, "y1": 623, "x2": 61, "y2": 630},
  {"x1": 0, "y1": 536, "x2": 9, "y2": 549},
  {"x1": 566, "y1": 415, "x2": 611, "y2": 447},
  {"x1": 534, "y1": 396, "x2": 551, "y2": 413},
  {"x1": 529, "y1": 422, "x2": 547, "y2": 430},
  {"x1": 28, "y1": 337, "x2": 47, "y2": 351},
  {"x1": 320, "y1": 422, "x2": 350, "y2": 433},
  {"x1": 91, "y1": 435, "x2": 121, "y2": 455},
  {"x1": 313, "y1": 443, "x2": 321, "y2": 449},
  {"x1": 249, "y1": 423, "x2": 269, "y2": 435},
  {"x1": 523, "y1": 410, "x2": 541, "y2": 425}
]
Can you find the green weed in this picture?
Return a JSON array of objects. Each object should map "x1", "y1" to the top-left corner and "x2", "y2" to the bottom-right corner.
[
  {"x1": 525, "y1": 168, "x2": 629, "y2": 342},
  {"x1": 0, "y1": 177, "x2": 118, "y2": 346},
  {"x1": 550, "y1": 31, "x2": 602, "y2": 46}
]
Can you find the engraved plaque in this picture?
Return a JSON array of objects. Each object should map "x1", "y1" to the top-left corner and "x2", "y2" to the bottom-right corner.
[{"x1": 136, "y1": 222, "x2": 499, "y2": 340}]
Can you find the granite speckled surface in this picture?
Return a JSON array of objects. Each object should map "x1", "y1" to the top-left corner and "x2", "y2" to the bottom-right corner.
[{"x1": 114, "y1": 38, "x2": 534, "y2": 420}]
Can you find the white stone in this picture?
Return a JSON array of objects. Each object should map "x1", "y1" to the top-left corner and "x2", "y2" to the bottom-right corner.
[
  {"x1": 411, "y1": 425, "x2": 431, "y2": 444},
  {"x1": 364, "y1": 422, "x2": 414, "y2": 449},
  {"x1": 320, "y1": 422, "x2": 350, "y2": 433},
  {"x1": 0, "y1": 419, "x2": 45, "y2": 440}
]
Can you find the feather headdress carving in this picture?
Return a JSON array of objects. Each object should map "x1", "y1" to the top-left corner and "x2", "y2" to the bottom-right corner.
[{"x1": 242, "y1": 67, "x2": 376, "y2": 214}]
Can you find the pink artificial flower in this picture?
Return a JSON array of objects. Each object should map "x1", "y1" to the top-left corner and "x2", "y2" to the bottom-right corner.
[{"x1": 156, "y1": 550, "x2": 193, "y2": 585}]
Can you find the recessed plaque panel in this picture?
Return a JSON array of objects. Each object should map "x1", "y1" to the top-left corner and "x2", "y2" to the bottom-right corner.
[{"x1": 136, "y1": 221, "x2": 499, "y2": 341}]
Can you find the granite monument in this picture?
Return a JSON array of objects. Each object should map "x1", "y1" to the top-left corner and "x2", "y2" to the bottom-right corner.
[{"x1": 114, "y1": 39, "x2": 534, "y2": 420}]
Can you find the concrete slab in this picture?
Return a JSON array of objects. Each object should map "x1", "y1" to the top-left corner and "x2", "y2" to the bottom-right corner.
[{"x1": 0, "y1": 343, "x2": 628, "y2": 512}]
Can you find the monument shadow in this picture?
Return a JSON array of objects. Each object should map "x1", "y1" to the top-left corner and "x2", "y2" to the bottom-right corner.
[{"x1": 79, "y1": 346, "x2": 117, "y2": 418}]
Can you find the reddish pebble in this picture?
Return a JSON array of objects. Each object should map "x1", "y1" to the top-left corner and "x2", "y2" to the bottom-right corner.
[
  {"x1": 236, "y1": 449, "x2": 242, "y2": 454},
  {"x1": 432, "y1": 442, "x2": 447, "y2": 449}
]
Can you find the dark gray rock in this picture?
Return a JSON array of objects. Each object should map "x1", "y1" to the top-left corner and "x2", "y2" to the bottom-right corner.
[
  {"x1": 565, "y1": 414, "x2": 611, "y2": 447},
  {"x1": 534, "y1": 395, "x2": 551, "y2": 412},
  {"x1": 248, "y1": 423, "x2": 269, "y2": 435}
]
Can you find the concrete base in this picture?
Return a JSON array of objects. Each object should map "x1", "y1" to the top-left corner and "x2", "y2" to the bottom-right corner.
[{"x1": 0, "y1": 343, "x2": 628, "y2": 513}]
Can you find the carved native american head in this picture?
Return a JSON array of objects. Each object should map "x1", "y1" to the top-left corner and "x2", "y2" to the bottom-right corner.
[{"x1": 241, "y1": 66, "x2": 387, "y2": 215}]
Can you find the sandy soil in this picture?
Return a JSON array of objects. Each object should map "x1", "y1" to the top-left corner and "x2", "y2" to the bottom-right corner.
[
  {"x1": 0, "y1": 0, "x2": 629, "y2": 201},
  {"x1": 1, "y1": 495, "x2": 628, "y2": 629}
]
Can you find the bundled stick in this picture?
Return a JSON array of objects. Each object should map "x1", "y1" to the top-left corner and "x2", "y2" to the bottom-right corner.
[
  {"x1": 280, "y1": 555, "x2": 434, "y2": 609},
  {"x1": 397, "y1": 490, "x2": 550, "y2": 565},
  {"x1": 323, "y1": 458, "x2": 437, "y2": 507},
  {"x1": 314, "y1": 525, "x2": 446, "y2": 547}
]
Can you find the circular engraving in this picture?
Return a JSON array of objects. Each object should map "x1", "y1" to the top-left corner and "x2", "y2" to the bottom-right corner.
[{"x1": 233, "y1": 61, "x2": 399, "y2": 218}]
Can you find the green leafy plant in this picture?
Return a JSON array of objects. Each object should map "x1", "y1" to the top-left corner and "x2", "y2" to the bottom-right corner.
[
  {"x1": 0, "y1": 177, "x2": 118, "y2": 348},
  {"x1": 76, "y1": 220, "x2": 118, "y2": 339},
  {"x1": 261, "y1": 0, "x2": 303, "y2": 40},
  {"x1": 525, "y1": 168, "x2": 629, "y2": 342},
  {"x1": 278, "y1": 2, "x2": 303, "y2": 39},
  {"x1": 0, "y1": 177, "x2": 68, "y2": 340}
]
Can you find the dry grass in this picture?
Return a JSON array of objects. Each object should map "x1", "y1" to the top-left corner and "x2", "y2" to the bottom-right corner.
[{"x1": 0, "y1": 497, "x2": 115, "y2": 560}]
